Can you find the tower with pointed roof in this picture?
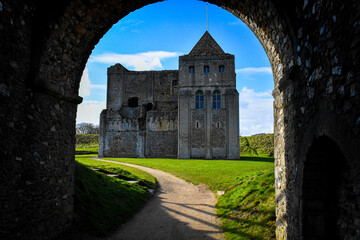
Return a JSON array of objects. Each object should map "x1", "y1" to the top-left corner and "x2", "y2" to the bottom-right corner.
[
  {"x1": 99, "y1": 31, "x2": 239, "y2": 159},
  {"x1": 178, "y1": 31, "x2": 239, "y2": 159}
]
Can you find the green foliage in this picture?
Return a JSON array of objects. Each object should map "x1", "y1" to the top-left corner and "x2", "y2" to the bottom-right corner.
[
  {"x1": 76, "y1": 134, "x2": 99, "y2": 150},
  {"x1": 76, "y1": 155, "x2": 156, "y2": 189},
  {"x1": 240, "y1": 134, "x2": 274, "y2": 157},
  {"x1": 216, "y1": 171, "x2": 275, "y2": 240},
  {"x1": 98, "y1": 154, "x2": 274, "y2": 191},
  {"x1": 74, "y1": 158, "x2": 152, "y2": 236}
]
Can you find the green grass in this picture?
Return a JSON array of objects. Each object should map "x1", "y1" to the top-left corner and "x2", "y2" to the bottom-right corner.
[
  {"x1": 216, "y1": 170, "x2": 275, "y2": 240},
  {"x1": 76, "y1": 155, "x2": 156, "y2": 189},
  {"x1": 98, "y1": 155, "x2": 273, "y2": 191},
  {"x1": 76, "y1": 134, "x2": 99, "y2": 152},
  {"x1": 74, "y1": 156, "x2": 155, "y2": 236},
  {"x1": 75, "y1": 154, "x2": 275, "y2": 239},
  {"x1": 240, "y1": 134, "x2": 274, "y2": 157},
  {"x1": 76, "y1": 146, "x2": 99, "y2": 152}
]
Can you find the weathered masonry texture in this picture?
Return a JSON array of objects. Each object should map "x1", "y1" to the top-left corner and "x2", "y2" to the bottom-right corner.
[
  {"x1": 0, "y1": 0, "x2": 360, "y2": 239},
  {"x1": 99, "y1": 32, "x2": 240, "y2": 160}
]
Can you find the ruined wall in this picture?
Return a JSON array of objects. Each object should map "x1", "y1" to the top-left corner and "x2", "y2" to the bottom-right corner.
[
  {"x1": 99, "y1": 110, "x2": 145, "y2": 158},
  {"x1": 146, "y1": 111, "x2": 178, "y2": 158},
  {"x1": 100, "y1": 65, "x2": 178, "y2": 158}
]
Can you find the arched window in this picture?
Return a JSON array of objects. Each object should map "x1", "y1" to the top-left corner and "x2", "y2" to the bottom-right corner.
[
  {"x1": 189, "y1": 66, "x2": 195, "y2": 73},
  {"x1": 213, "y1": 90, "x2": 221, "y2": 109},
  {"x1": 195, "y1": 90, "x2": 204, "y2": 109},
  {"x1": 172, "y1": 80, "x2": 178, "y2": 86},
  {"x1": 219, "y1": 65, "x2": 225, "y2": 73},
  {"x1": 204, "y1": 66, "x2": 210, "y2": 74}
]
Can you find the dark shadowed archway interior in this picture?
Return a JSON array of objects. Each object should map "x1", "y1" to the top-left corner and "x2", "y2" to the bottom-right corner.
[{"x1": 302, "y1": 136, "x2": 349, "y2": 239}]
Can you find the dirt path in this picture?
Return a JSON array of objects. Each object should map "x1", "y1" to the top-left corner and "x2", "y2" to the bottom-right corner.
[{"x1": 95, "y1": 159, "x2": 224, "y2": 240}]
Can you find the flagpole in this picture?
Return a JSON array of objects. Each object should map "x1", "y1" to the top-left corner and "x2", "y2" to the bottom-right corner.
[{"x1": 206, "y1": 4, "x2": 209, "y2": 32}]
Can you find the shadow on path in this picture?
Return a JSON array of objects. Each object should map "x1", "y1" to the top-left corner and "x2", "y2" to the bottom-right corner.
[{"x1": 97, "y1": 159, "x2": 224, "y2": 240}]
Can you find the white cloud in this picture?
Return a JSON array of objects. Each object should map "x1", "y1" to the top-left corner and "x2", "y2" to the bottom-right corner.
[
  {"x1": 79, "y1": 68, "x2": 91, "y2": 96},
  {"x1": 239, "y1": 87, "x2": 274, "y2": 136},
  {"x1": 236, "y1": 67, "x2": 272, "y2": 74},
  {"x1": 76, "y1": 100, "x2": 106, "y2": 125},
  {"x1": 116, "y1": 19, "x2": 144, "y2": 31},
  {"x1": 79, "y1": 68, "x2": 106, "y2": 97},
  {"x1": 90, "y1": 51, "x2": 181, "y2": 71},
  {"x1": 229, "y1": 20, "x2": 247, "y2": 27}
]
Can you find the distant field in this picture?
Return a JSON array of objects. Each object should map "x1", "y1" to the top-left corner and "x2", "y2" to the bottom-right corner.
[
  {"x1": 240, "y1": 134, "x2": 274, "y2": 157},
  {"x1": 76, "y1": 134, "x2": 99, "y2": 151},
  {"x1": 75, "y1": 133, "x2": 275, "y2": 157}
]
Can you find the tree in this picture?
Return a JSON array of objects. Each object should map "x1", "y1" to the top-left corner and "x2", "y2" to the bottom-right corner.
[{"x1": 76, "y1": 123, "x2": 99, "y2": 134}]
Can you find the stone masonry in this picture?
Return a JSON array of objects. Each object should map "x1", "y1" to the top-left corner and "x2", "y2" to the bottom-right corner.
[
  {"x1": 0, "y1": 0, "x2": 360, "y2": 239},
  {"x1": 99, "y1": 31, "x2": 240, "y2": 159}
]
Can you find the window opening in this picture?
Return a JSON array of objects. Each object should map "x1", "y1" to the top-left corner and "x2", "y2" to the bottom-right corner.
[
  {"x1": 189, "y1": 66, "x2": 195, "y2": 73},
  {"x1": 219, "y1": 65, "x2": 225, "y2": 72},
  {"x1": 213, "y1": 90, "x2": 221, "y2": 109},
  {"x1": 172, "y1": 80, "x2": 178, "y2": 86},
  {"x1": 204, "y1": 66, "x2": 210, "y2": 74},
  {"x1": 128, "y1": 97, "x2": 139, "y2": 108},
  {"x1": 195, "y1": 90, "x2": 204, "y2": 109}
]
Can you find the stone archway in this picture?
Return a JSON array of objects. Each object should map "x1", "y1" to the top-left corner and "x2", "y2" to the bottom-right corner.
[{"x1": 1, "y1": 1, "x2": 360, "y2": 239}]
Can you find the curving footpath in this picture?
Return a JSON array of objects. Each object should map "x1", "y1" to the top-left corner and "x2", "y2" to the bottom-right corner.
[{"x1": 94, "y1": 159, "x2": 224, "y2": 240}]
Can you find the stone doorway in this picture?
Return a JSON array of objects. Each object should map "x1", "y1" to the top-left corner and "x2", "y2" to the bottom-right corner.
[{"x1": 302, "y1": 136, "x2": 349, "y2": 239}]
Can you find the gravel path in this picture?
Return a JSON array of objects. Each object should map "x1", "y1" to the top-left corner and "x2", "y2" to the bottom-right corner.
[{"x1": 95, "y1": 159, "x2": 224, "y2": 240}]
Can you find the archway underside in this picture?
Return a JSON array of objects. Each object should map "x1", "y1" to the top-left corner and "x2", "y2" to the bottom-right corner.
[{"x1": 1, "y1": 0, "x2": 360, "y2": 239}]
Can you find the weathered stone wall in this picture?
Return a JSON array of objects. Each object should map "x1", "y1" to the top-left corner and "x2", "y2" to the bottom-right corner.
[
  {"x1": 146, "y1": 111, "x2": 178, "y2": 158},
  {"x1": 1, "y1": 0, "x2": 360, "y2": 239},
  {"x1": 272, "y1": 1, "x2": 360, "y2": 239},
  {"x1": 178, "y1": 34, "x2": 239, "y2": 160},
  {"x1": 100, "y1": 64, "x2": 178, "y2": 158}
]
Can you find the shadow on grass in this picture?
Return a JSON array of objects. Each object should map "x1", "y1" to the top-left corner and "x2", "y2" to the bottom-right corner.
[{"x1": 239, "y1": 155, "x2": 274, "y2": 163}]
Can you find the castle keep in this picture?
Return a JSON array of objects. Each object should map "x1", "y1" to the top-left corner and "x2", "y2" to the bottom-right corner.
[{"x1": 99, "y1": 31, "x2": 240, "y2": 159}]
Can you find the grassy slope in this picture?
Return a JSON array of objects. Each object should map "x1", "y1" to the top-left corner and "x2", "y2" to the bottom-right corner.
[
  {"x1": 76, "y1": 155, "x2": 156, "y2": 189},
  {"x1": 74, "y1": 157, "x2": 155, "y2": 236},
  {"x1": 216, "y1": 170, "x2": 275, "y2": 240},
  {"x1": 76, "y1": 134, "x2": 99, "y2": 151},
  {"x1": 99, "y1": 155, "x2": 274, "y2": 191},
  {"x1": 240, "y1": 134, "x2": 274, "y2": 157}
]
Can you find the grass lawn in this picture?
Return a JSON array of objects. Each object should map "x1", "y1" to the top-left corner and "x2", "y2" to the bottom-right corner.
[
  {"x1": 76, "y1": 153, "x2": 275, "y2": 239},
  {"x1": 216, "y1": 170, "x2": 275, "y2": 239},
  {"x1": 76, "y1": 146, "x2": 99, "y2": 152},
  {"x1": 73, "y1": 155, "x2": 156, "y2": 236},
  {"x1": 98, "y1": 154, "x2": 274, "y2": 191}
]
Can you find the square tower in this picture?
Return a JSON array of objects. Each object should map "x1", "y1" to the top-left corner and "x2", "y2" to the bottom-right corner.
[{"x1": 178, "y1": 31, "x2": 240, "y2": 159}]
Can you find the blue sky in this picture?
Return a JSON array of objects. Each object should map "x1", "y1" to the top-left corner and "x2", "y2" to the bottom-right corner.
[{"x1": 77, "y1": 0, "x2": 274, "y2": 136}]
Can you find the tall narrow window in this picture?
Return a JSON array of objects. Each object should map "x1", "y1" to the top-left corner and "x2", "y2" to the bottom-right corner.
[
  {"x1": 219, "y1": 65, "x2": 225, "y2": 73},
  {"x1": 172, "y1": 80, "x2": 178, "y2": 86},
  {"x1": 213, "y1": 90, "x2": 221, "y2": 109},
  {"x1": 195, "y1": 90, "x2": 204, "y2": 109},
  {"x1": 204, "y1": 66, "x2": 210, "y2": 74},
  {"x1": 189, "y1": 66, "x2": 195, "y2": 73}
]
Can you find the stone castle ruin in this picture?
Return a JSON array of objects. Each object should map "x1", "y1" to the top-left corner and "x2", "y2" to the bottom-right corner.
[{"x1": 99, "y1": 31, "x2": 240, "y2": 159}]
